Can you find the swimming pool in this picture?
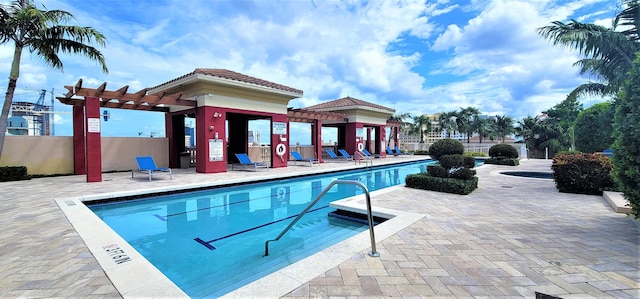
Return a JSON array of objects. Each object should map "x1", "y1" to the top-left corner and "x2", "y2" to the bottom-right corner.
[{"x1": 89, "y1": 160, "x2": 434, "y2": 297}]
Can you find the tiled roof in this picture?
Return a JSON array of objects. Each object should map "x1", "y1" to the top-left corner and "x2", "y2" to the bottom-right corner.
[
  {"x1": 148, "y1": 68, "x2": 303, "y2": 95},
  {"x1": 305, "y1": 96, "x2": 394, "y2": 113}
]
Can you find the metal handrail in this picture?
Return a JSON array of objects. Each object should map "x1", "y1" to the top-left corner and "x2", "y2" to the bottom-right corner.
[{"x1": 264, "y1": 180, "x2": 379, "y2": 257}]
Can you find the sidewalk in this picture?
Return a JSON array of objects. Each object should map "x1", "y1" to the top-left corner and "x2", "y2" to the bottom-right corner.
[{"x1": 0, "y1": 158, "x2": 638, "y2": 298}]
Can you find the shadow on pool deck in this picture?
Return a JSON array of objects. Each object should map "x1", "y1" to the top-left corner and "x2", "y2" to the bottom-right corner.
[{"x1": 0, "y1": 157, "x2": 638, "y2": 298}]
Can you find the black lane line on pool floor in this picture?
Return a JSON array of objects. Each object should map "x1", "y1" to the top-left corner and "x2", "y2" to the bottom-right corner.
[{"x1": 194, "y1": 205, "x2": 329, "y2": 250}]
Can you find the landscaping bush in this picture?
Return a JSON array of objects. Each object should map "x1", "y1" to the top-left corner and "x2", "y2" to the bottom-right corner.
[
  {"x1": 427, "y1": 165, "x2": 448, "y2": 178},
  {"x1": 551, "y1": 152, "x2": 614, "y2": 195},
  {"x1": 438, "y1": 154, "x2": 464, "y2": 170},
  {"x1": 0, "y1": 166, "x2": 31, "y2": 182},
  {"x1": 428, "y1": 138, "x2": 464, "y2": 160},
  {"x1": 414, "y1": 150, "x2": 429, "y2": 155},
  {"x1": 488, "y1": 144, "x2": 519, "y2": 159},
  {"x1": 484, "y1": 158, "x2": 520, "y2": 166},
  {"x1": 406, "y1": 173, "x2": 478, "y2": 195},
  {"x1": 407, "y1": 139, "x2": 478, "y2": 194},
  {"x1": 463, "y1": 156, "x2": 476, "y2": 168},
  {"x1": 449, "y1": 168, "x2": 476, "y2": 180}
]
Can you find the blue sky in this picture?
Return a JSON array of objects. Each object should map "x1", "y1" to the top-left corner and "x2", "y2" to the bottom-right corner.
[{"x1": 1, "y1": 0, "x2": 617, "y2": 143}]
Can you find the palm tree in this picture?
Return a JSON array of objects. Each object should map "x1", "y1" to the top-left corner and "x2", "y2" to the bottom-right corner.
[
  {"x1": 515, "y1": 115, "x2": 540, "y2": 157},
  {"x1": 0, "y1": 0, "x2": 108, "y2": 158},
  {"x1": 437, "y1": 111, "x2": 458, "y2": 138},
  {"x1": 409, "y1": 114, "x2": 432, "y2": 144},
  {"x1": 387, "y1": 113, "x2": 412, "y2": 143},
  {"x1": 537, "y1": 0, "x2": 639, "y2": 99},
  {"x1": 473, "y1": 116, "x2": 495, "y2": 143},
  {"x1": 493, "y1": 115, "x2": 515, "y2": 143},
  {"x1": 456, "y1": 107, "x2": 480, "y2": 143}
]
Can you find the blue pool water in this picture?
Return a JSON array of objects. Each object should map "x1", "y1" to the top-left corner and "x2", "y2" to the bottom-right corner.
[{"x1": 89, "y1": 160, "x2": 436, "y2": 297}]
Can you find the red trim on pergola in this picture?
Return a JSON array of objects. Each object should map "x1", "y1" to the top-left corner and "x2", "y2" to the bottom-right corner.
[
  {"x1": 287, "y1": 108, "x2": 348, "y2": 123},
  {"x1": 56, "y1": 79, "x2": 197, "y2": 111}
]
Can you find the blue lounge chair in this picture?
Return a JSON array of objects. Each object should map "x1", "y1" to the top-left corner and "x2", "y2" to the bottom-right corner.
[
  {"x1": 290, "y1": 151, "x2": 318, "y2": 166},
  {"x1": 326, "y1": 149, "x2": 351, "y2": 161},
  {"x1": 361, "y1": 148, "x2": 379, "y2": 158},
  {"x1": 386, "y1": 146, "x2": 397, "y2": 156},
  {"x1": 132, "y1": 156, "x2": 172, "y2": 181},
  {"x1": 338, "y1": 149, "x2": 355, "y2": 161},
  {"x1": 395, "y1": 147, "x2": 408, "y2": 156},
  {"x1": 233, "y1": 153, "x2": 269, "y2": 171}
]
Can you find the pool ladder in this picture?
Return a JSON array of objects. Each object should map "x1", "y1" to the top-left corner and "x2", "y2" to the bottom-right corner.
[{"x1": 264, "y1": 180, "x2": 380, "y2": 257}]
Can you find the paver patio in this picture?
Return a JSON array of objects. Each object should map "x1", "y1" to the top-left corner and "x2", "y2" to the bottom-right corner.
[{"x1": 0, "y1": 158, "x2": 638, "y2": 298}]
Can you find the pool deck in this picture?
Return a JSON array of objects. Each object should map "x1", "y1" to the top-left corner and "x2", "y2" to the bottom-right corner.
[{"x1": 0, "y1": 157, "x2": 638, "y2": 298}]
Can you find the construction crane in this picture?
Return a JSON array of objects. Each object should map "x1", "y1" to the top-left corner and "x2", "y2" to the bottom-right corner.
[{"x1": 10, "y1": 89, "x2": 69, "y2": 136}]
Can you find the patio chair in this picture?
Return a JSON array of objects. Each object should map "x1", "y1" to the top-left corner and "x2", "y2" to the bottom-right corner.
[
  {"x1": 326, "y1": 149, "x2": 351, "y2": 161},
  {"x1": 353, "y1": 150, "x2": 373, "y2": 166},
  {"x1": 290, "y1": 151, "x2": 318, "y2": 166},
  {"x1": 232, "y1": 153, "x2": 269, "y2": 171},
  {"x1": 395, "y1": 147, "x2": 409, "y2": 156},
  {"x1": 132, "y1": 156, "x2": 172, "y2": 181},
  {"x1": 361, "y1": 148, "x2": 379, "y2": 158},
  {"x1": 386, "y1": 146, "x2": 397, "y2": 156},
  {"x1": 338, "y1": 149, "x2": 356, "y2": 161}
]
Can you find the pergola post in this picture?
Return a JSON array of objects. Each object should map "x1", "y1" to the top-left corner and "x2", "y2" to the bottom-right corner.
[
  {"x1": 72, "y1": 106, "x2": 85, "y2": 175},
  {"x1": 85, "y1": 96, "x2": 102, "y2": 182},
  {"x1": 312, "y1": 119, "x2": 323, "y2": 163}
]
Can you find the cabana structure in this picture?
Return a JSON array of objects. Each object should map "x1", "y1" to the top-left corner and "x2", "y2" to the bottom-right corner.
[
  {"x1": 305, "y1": 97, "x2": 396, "y2": 158},
  {"x1": 57, "y1": 69, "x2": 398, "y2": 182}
]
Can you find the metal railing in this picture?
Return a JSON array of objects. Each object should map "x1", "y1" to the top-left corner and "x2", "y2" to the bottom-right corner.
[{"x1": 264, "y1": 180, "x2": 380, "y2": 257}]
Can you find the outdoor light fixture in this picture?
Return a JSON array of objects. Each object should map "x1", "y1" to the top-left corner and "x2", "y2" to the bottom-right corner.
[
  {"x1": 209, "y1": 125, "x2": 215, "y2": 131},
  {"x1": 212, "y1": 112, "x2": 222, "y2": 118}
]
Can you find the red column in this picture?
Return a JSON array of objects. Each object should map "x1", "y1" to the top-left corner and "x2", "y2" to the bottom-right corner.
[
  {"x1": 344, "y1": 123, "x2": 363, "y2": 155},
  {"x1": 85, "y1": 97, "x2": 102, "y2": 182},
  {"x1": 312, "y1": 119, "x2": 323, "y2": 163},
  {"x1": 271, "y1": 114, "x2": 288, "y2": 168},
  {"x1": 72, "y1": 105, "x2": 85, "y2": 175},
  {"x1": 380, "y1": 125, "x2": 387, "y2": 158},
  {"x1": 196, "y1": 106, "x2": 227, "y2": 173}
]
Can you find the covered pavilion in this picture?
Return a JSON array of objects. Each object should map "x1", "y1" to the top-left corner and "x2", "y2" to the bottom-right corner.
[{"x1": 57, "y1": 69, "x2": 399, "y2": 182}]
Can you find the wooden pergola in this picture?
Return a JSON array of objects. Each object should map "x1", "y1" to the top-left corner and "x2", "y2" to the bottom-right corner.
[
  {"x1": 287, "y1": 108, "x2": 347, "y2": 123},
  {"x1": 57, "y1": 79, "x2": 197, "y2": 111}
]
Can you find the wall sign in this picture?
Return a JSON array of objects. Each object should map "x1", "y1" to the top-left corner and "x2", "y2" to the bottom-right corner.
[
  {"x1": 87, "y1": 118, "x2": 100, "y2": 133},
  {"x1": 272, "y1": 122, "x2": 287, "y2": 135},
  {"x1": 209, "y1": 139, "x2": 224, "y2": 161}
]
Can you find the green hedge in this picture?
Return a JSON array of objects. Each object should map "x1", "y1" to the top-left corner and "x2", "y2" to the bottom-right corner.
[
  {"x1": 464, "y1": 151, "x2": 487, "y2": 157},
  {"x1": 406, "y1": 173, "x2": 478, "y2": 195},
  {"x1": 488, "y1": 143, "x2": 519, "y2": 158},
  {"x1": 551, "y1": 152, "x2": 614, "y2": 195},
  {"x1": 0, "y1": 166, "x2": 31, "y2": 182},
  {"x1": 484, "y1": 158, "x2": 519, "y2": 166},
  {"x1": 414, "y1": 150, "x2": 429, "y2": 155}
]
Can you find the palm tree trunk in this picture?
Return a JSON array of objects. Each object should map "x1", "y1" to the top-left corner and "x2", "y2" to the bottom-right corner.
[{"x1": 0, "y1": 45, "x2": 23, "y2": 159}]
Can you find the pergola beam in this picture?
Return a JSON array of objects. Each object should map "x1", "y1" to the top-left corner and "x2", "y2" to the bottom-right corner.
[{"x1": 57, "y1": 82, "x2": 195, "y2": 112}]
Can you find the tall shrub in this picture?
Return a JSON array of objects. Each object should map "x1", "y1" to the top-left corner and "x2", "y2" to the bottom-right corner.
[
  {"x1": 612, "y1": 54, "x2": 640, "y2": 219},
  {"x1": 574, "y1": 102, "x2": 614, "y2": 153}
]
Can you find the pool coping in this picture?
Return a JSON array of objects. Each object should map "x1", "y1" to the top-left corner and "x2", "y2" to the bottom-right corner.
[{"x1": 54, "y1": 160, "x2": 429, "y2": 298}]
